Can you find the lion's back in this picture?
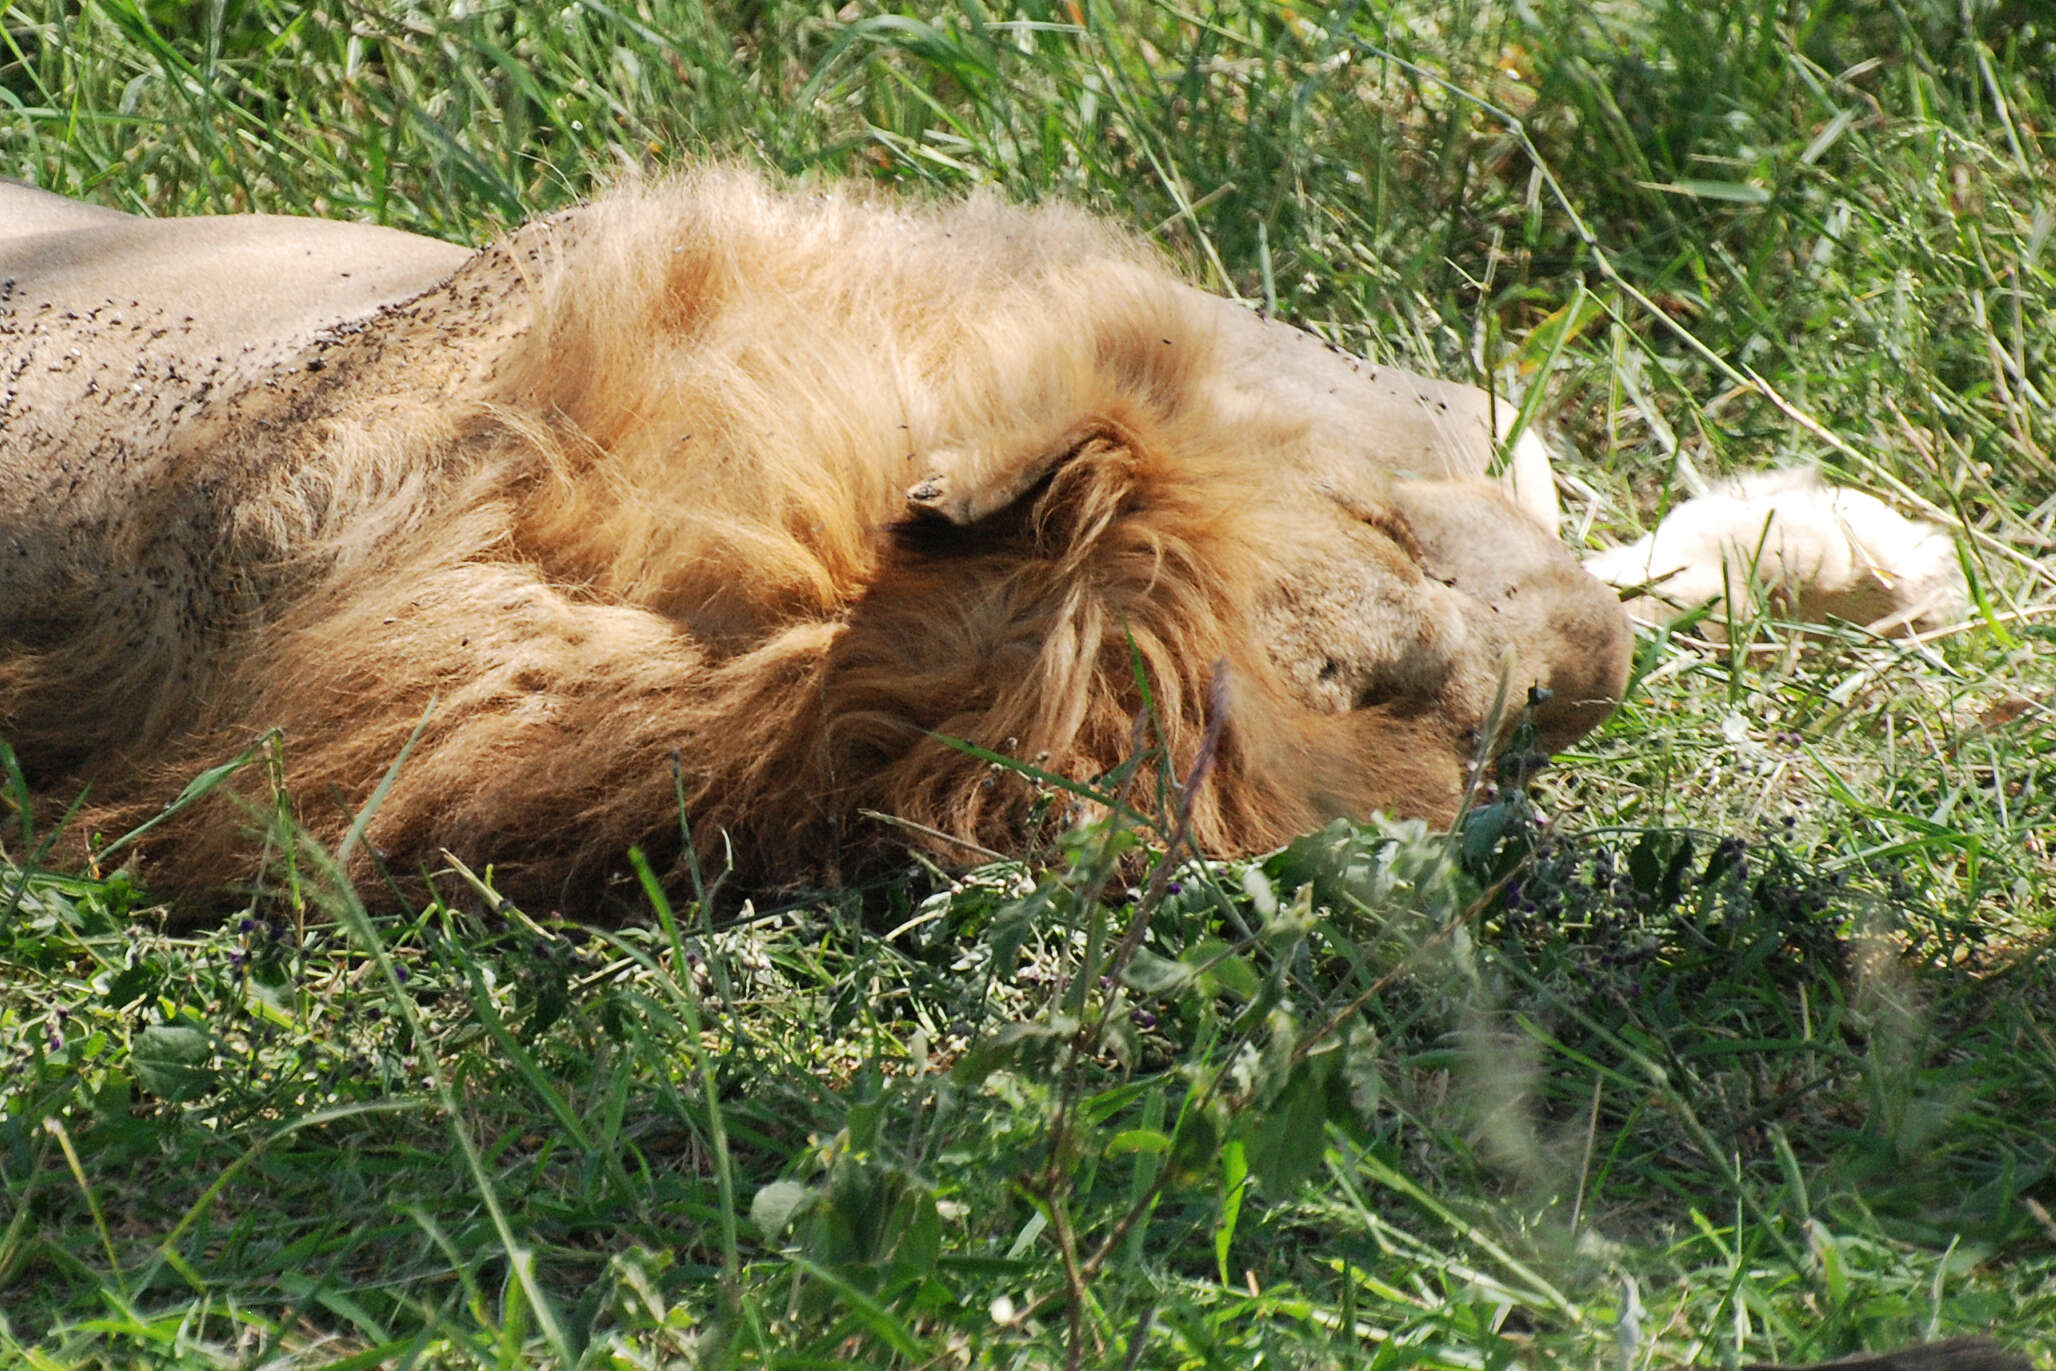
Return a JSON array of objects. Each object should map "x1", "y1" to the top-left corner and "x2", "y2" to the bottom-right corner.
[{"x1": 0, "y1": 202, "x2": 473, "y2": 768}]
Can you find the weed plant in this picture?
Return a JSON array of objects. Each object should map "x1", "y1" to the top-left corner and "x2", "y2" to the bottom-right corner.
[{"x1": 2, "y1": 1, "x2": 2054, "y2": 1367}]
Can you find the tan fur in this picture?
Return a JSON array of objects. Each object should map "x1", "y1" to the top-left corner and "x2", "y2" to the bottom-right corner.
[
  {"x1": 0, "y1": 169, "x2": 1630, "y2": 911},
  {"x1": 1585, "y1": 469, "x2": 1967, "y2": 636}
]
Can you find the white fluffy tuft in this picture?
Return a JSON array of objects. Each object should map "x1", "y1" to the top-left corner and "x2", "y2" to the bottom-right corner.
[{"x1": 1585, "y1": 469, "x2": 1966, "y2": 635}]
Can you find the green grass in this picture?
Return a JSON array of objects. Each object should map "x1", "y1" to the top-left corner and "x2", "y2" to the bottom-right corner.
[{"x1": 3, "y1": 1, "x2": 2054, "y2": 1367}]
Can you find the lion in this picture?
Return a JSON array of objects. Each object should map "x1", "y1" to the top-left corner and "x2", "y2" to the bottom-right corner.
[{"x1": 0, "y1": 169, "x2": 1631, "y2": 912}]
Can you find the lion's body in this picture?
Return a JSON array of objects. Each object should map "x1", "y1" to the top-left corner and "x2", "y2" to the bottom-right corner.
[{"x1": 0, "y1": 170, "x2": 1628, "y2": 910}]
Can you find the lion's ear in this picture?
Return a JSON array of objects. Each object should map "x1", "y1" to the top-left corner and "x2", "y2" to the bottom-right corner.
[{"x1": 905, "y1": 424, "x2": 1117, "y2": 526}]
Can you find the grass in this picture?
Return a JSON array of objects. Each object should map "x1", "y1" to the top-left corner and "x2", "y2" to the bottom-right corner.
[{"x1": 3, "y1": 0, "x2": 2055, "y2": 1366}]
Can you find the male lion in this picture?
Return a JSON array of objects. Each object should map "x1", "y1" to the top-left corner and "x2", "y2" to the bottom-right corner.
[{"x1": 0, "y1": 170, "x2": 1629, "y2": 911}]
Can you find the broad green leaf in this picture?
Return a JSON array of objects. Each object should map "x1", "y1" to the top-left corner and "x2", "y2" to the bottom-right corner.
[
  {"x1": 131, "y1": 1023, "x2": 214, "y2": 1101},
  {"x1": 750, "y1": 1180, "x2": 815, "y2": 1240}
]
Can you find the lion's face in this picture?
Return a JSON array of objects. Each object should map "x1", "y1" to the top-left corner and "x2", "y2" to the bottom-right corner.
[
  {"x1": 1254, "y1": 490, "x2": 1512, "y2": 723},
  {"x1": 846, "y1": 363, "x2": 1628, "y2": 852}
]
